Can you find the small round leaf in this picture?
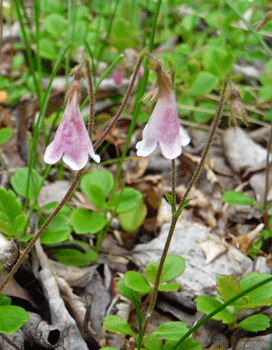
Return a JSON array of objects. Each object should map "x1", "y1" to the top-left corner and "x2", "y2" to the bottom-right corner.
[
  {"x1": 0, "y1": 305, "x2": 29, "y2": 334},
  {"x1": 70, "y1": 209, "x2": 107, "y2": 234}
]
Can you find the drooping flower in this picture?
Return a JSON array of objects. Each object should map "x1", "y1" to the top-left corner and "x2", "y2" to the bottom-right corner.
[
  {"x1": 139, "y1": 65, "x2": 144, "y2": 79},
  {"x1": 136, "y1": 70, "x2": 190, "y2": 159},
  {"x1": 114, "y1": 70, "x2": 123, "y2": 85},
  {"x1": 44, "y1": 81, "x2": 100, "y2": 170}
]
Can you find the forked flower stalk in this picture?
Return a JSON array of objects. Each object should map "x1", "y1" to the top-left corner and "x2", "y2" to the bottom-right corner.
[{"x1": 141, "y1": 80, "x2": 228, "y2": 340}]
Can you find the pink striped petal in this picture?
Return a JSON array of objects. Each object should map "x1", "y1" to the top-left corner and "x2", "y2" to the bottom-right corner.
[
  {"x1": 136, "y1": 92, "x2": 190, "y2": 159},
  {"x1": 44, "y1": 92, "x2": 100, "y2": 170}
]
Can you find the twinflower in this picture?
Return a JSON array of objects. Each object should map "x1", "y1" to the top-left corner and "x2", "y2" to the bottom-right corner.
[
  {"x1": 44, "y1": 81, "x2": 100, "y2": 170},
  {"x1": 136, "y1": 69, "x2": 190, "y2": 159}
]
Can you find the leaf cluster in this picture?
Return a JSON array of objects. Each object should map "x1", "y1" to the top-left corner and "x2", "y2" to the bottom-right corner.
[
  {"x1": 2, "y1": 168, "x2": 145, "y2": 267},
  {"x1": 195, "y1": 273, "x2": 272, "y2": 332},
  {"x1": 71, "y1": 170, "x2": 146, "y2": 235},
  {"x1": 102, "y1": 255, "x2": 201, "y2": 350}
]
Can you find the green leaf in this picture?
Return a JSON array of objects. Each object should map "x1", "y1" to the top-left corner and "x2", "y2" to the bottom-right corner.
[
  {"x1": 261, "y1": 229, "x2": 272, "y2": 240},
  {"x1": 0, "y1": 188, "x2": 22, "y2": 221},
  {"x1": 158, "y1": 282, "x2": 180, "y2": 292},
  {"x1": 6, "y1": 85, "x2": 29, "y2": 105},
  {"x1": 222, "y1": 191, "x2": 257, "y2": 206},
  {"x1": 0, "y1": 305, "x2": 29, "y2": 334},
  {"x1": 144, "y1": 336, "x2": 163, "y2": 350},
  {"x1": 237, "y1": 314, "x2": 270, "y2": 332},
  {"x1": 51, "y1": 246, "x2": 98, "y2": 267},
  {"x1": 217, "y1": 275, "x2": 241, "y2": 302},
  {"x1": 124, "y1": 271, "x2": 152, "y2": 294},
  {"x1": 103, "y1": 315, "x2": 135, "y2": 336},
  {"x1": 193, "y1": 102, "x2": 215, "y2": 123},
  {"x1": 81, "y1": 171, "x2": 114, "y2": 198},
  {"x1": 153, "y1": 321, "x2": 189, "y2": 341},
  {"x1": 12, "y1": 54, "x2": 25, "y2": 70},
  {"x1": 188, "y1": 71, "x2": 218, "y2": 97},
  {"x1": 13, "y1": 214, "x2": 27, "y2": 236},
  {"x1": 240, "y1": 272, "x2": 272, "y2": 305},
  {"x1": 195, "y1": 295, "x2": 235, "y2": 324},
  {"x1": 0, "y1": 220, "x2": 12, "y2": 235},
  {"x1": 83, "y1": 184, "x2": 106, "y2": 208},
  {"x1": 119, "y1": 199, "x2": 147, "y2": 232},
  {"x1": 0, "y1": 127, "x2": 13, "y2": 145},
  {"x1": 40, "y1": 0, "x2": 65, "y2": 13},
  {"x1": 39, "y1": 201, "x2": 59, "y2": 211},
  {"x1": 163, "y1": 338, "x2": 202, "y2": 350},
  {"x1": 117, "y1": 280, "x2": 141, "y2": 303},
  {"x1": 145, "y1": 255, "x2": 185, "y2": 285},
  {"x1": 44, "y1": 13, "x2": 67, "y2": 38},
  {"x1": 40, "y1": 214, "x2": 71, "y2": 244},
  {"x1": 165, "y1": 193, "x2": 173, "y2": 207},
  {"x1": 264, "y1": 59, "x2": 272, "y2": 82},
  {"x1": 39, "y1": 38, "x2": 59, "y2": 60},
  {"x1": 70, "y1": 209, "x2": 107, "y2": 234},
  {"x1": 110, "y1": 17, "x2": 138, "y2": 50},
  {"x1": 0, "y1": 295, "x2": 11, "y2": 306},
  {"x1": 108, "y1": 188, "x2": 142, "y2": 214},
  {"x1": 160, "y1": 255, "x2": 186, "y2": 283},
  {"x1": 11, "y1": 167, "x2": 42, "y2": 201},
  {"x1": 71, "y1": 20, "x2": 88, "y2": 47},
  {"x1": 0, "y1": 188, "x2": 23, "y2": 236},
  {"x1": 203, "y1": 46, "x2": 234, "y2": 76},
  {"x1": 99, "y1": 348, "x2": 119, "y2": 350}
]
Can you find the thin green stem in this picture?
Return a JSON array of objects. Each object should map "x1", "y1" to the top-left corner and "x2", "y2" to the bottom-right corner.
[
  {"x1": 223, "y1": 0, "x2": 272, "y2": 58},
  {"x1": 24, "y1": 44, "x2": 69, "y2": 212},
  {"x1": 142, "y1": 80, "x2": 228, "y2": 340},
  {"x1": 96, "y1": 0, "x2": 120, "y2": 63},
  {"x1": 171, "y1": 275, "x2": 272, "y2": 350},
  {"x1": 65, "y1": 0, "x2": 72, "y2": 91},
  {"x1": 0, "y1": 151, "x2": 7, "y2": 170},
  {"x1": 86, "y1": 61, "x2": 95, "y2": 136},
  {"x1": 95, "y1": 178, "x2": 126, "y2": 253},
  {"x1": 113, "y1": 0, "x2": 163, "y2": 194},
  {"x1": 263, "y1": 123, "x2": 272, "y2": 229},
  {"x1": 23, "y1": 165, "x2": 52, "y2": 235},
  {"x1": 131, "y1": 294, "x2": 143, "y2": 350},
  {"x1": 14, "y1": 0, "x2": 41, "y2": 104},
  {"x1": 33, "y1": 0, "x2": 42, "y2": 90}
]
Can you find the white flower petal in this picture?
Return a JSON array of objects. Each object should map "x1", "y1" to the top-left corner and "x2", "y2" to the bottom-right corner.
[
  {"x1": 179, "y1": 126, "x2": 190, "y2": 146},
  {"x1": 44, "y1": 141, "x2": 63, "y2": 164}
]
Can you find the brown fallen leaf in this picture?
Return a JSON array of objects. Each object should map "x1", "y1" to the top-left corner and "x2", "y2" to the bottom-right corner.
[{"x1": 228, "y1": 223, "x2": 264, "y2": 255}]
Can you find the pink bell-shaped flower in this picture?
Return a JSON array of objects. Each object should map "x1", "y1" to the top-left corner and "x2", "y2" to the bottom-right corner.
[
  {"x1": 44, "y1": 81, "x2": 100, "y2": 170},
  {"x1": 136, "y1": 70, "x2": 190, "y2": 159},
  {"x1": 114, "y1": 69, "x2": 123, "y2": 85}
]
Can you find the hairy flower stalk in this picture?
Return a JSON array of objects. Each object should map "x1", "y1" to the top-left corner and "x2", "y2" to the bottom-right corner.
[
  {"x1": 44, "y1": 80, "x2": 100, "y2": 170},
  {"x1": 136, "y1": 69, "x2": 190, "y2": 159}
]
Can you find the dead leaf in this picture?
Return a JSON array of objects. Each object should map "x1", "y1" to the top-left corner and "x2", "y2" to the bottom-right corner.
[
  {"x1": 199, "y1": 237, "x2": 228, "y2": 264},
  {"x1": 229, "y1": 223, "x2": 264, "y2": 255}
]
